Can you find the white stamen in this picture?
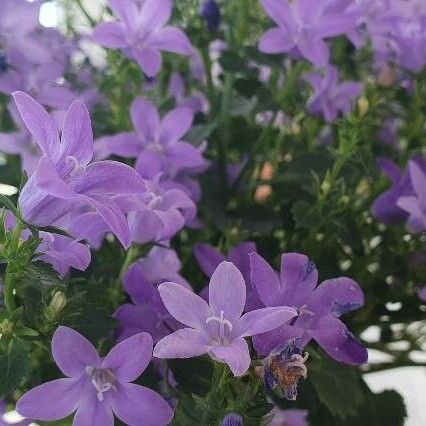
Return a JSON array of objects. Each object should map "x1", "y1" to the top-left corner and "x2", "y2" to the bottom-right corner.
[{"x1": 206, "y1": 310, "x2": 233, "y2": 344}]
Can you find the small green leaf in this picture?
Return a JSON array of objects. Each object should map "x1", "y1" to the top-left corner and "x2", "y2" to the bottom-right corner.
[{"x1": 0, "y1": 339, "x2": 29, "y2": 397}]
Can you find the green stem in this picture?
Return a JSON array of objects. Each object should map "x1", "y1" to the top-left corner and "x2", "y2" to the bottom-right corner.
[
  {"x1": 118, "y1": 245, "x2": 140, "y2": 283},
  {"x1": 4, "y1": 222, "x2": 24, "y2": 313}
]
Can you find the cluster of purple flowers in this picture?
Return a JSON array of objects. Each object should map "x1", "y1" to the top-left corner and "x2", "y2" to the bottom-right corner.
[{"x1": 0, "y1": 0, "x2": 424, "y2": 424}]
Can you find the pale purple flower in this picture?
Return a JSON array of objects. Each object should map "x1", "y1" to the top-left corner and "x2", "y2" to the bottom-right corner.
[
  {"x1": 13, "y1": 92, "x2": 145, "y2": 248},
  {"x1": 398, "y1": 160, "x2": 426, "y2": 232},
  {"x1": 306, "y1": 66, "x2": 362, "y2": 122},
  {"x1": 93, "y1": 0, "x2": 193, "y2": 77},
  {"x1": 194, "y1": 242, "x2": 262, "y2": 310},
  {"x1": 250, "y1": 252, "x2": 368, "y2": 365},
  {"x1": 121, "y1": 176, "x2": 196, "y2": 244},
  {"x1": 0, "y1": 0, "x2": 51, "y2": 64},
  {"x1": 96, "y1": 97, "x2": 205, "y2": 180},
  {"x1": 258, "y1": 0, "x2": 358, "y2": 66},
  {"x1": 220, "y1": 413, "x2": 244, "y2": 426},
  {"x1": 115, "y1": 248, "x2": 190, "y2": 343},
  {"x1": 168, "y1": 72, "x2": 209, "y2": 114},
  {"x1": 372, "y1": 158, "x2": 412, "y2": 224},
  {"x1": 16, "y1": 327, "x2": 173, "y2": 426},
  {"x1": 4, "y1": 211, "x2": 91, "y2": 277},
  {"x1": 154, "y1": 261, "x2": 297, "y2": 376},
  {"x1": 418, "y1": 287, "x2": 426, "y2": 302},
  {"x1": 269, "y1": 406, "x2": 309, "y2": 426}
]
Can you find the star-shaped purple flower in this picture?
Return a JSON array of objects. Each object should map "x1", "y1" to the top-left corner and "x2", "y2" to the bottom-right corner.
[
  {"x1": 306, "y1": 65, "x2": 362, "y2": 122},
  {"x1": 16, "y1": 327, "x2": 173, "y2": 426},
  {"x1": 258, "y1": 0, "x2": 358, "y2": 66},
  {"x1": 93, "y1": 0, "x2": 193, "y2": 77},
  {"x1": 13, "y1": 92, "x2": 145, "y2": 249},
  {"x1": 96, "y1": 97, "x2": 205, "y2": 180},
  {"x1": 250, "y1": 252, "x2": 368, "y2": 365},
  {"x1": 154, "y1": 261, "x2": 297, "y2": 376}
]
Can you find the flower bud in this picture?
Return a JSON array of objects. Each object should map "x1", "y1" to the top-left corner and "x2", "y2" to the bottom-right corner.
[
  {"x1": 358, "y1": 97, "x2": 369, "y2": 117},
  {"x1": 49, "y1": 291, "x2": 67, "y2": 317},
  {"x1": 200, "y1": 0, "x2": 221, "y2": 32}
]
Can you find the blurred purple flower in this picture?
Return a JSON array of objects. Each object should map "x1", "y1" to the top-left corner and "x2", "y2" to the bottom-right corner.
[
  {"x1": 93, "y1": 0, "x2": 193, "y2": 77},
  {"x1": 194, "y1": 242, "x2": 262, "y2": 310},
  {"x1": 220, "y1": 413, "x2": 244, "y2": 426},
  {"x1": 398, "y1": 160, "x2": 426, "y2": 232},
  {"x1": 306, "y1": 66, "x2": 362, "y2": 122},
  {"x1": 13, "y1": 92, "x2": 145, "y2": 248},
  {"x1": 250, "y1": 252, "x2": 368, "y2": 365},
  {"x1": 200, "y1": 0, "x2": 221, "y2": 33},
  {"x1": 168, "y1": 72, "x2": 209, "y2": 114},
  {"x1": 154, "y1": 261, "x2": 297, "y2": 376},
  {"x1": 259, "y1": 0, "x2": 358, "y2": 66},
  {"x1": 16, "y1": 327, "x2": 173, "y2": 426},
  {"x1": 269, "y1": 406, "x2": 309, "y2": 426},
  {"x1": 418, "y1": 287, "x2": 426, "y2": 302}
]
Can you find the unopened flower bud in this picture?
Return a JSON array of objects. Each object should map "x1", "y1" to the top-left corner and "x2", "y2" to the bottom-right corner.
[
  {"x1": 358, "y1": 97, "x2": 369, "y2": 117},
  {"x1": 49, "y1": 291, "x2": 67, "y2": 316}
]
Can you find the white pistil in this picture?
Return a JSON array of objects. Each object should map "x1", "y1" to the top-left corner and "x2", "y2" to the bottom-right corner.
[
  {"x1": 206, "y1": 310, "x2": 233, "y2": 344},
  {"x1": 86, "y1": 366, "x2": 117, "y2": 402}
]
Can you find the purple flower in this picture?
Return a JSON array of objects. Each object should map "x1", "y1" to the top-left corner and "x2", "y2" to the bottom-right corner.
[
  {"x1": 5, "y1": 211, "x2": 91, "y2": 277},
  {"x1": 96, "y1": 97, "x2": 205, "y2": 180},
  {"x1": 258, "y1": 0, "x2": 358, "y2": 66},
  {"x1": 398, "y1": 160, "x2": 426, "y2": 232},
  {"x1": 262, "y1": 341, "x2": 308, "y2": 400},
  {"x1": 250, "y1": 252, "x2": 368, "y2": 365},
  {"x1": 306, "y1": 66, "x2": 362, "y2": 122},
  {"x1": 200, "y1": 0, "x2": 221, "y2": 33},
  {"x1": 154, "y1": 261, "x2": 297, "y2": 376},
  {"x1": 194, "y1": 242, "x2": 262, "y2": 310},
  {"x1": 418, "y1": 287, "x2": 426, "y2": 302},
  {"x1": 16, "y1": 327, "x2": 173, "y2": 425},
  {"x1": 220, "y1": 413, "x2": 244, "y2": 426},
  {"x1": 372, "y1": 158, "x2": 412, "y2": 224},
  {"x1": 120, "y1": 176, "x2": 196, "y2": 244},
  {"x1": 269, "y1": 406, "x2": 309, "y2": 426},
  {"x1": 13, "y1": 92, "x2": 145, "y2": 249},
  {"x1": 115, "y1": 246, "x2": 190, "y2": 343},
  {"x1": 168, "y1": 72, "x2": 209, "y2": 114},
  {"x1": 93, "y1": 0, "x2": 193, "y2": 77}
]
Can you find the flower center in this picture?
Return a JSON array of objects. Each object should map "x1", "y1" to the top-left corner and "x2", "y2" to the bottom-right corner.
[
  {"x1": 86, "y1": 367, "x2": 117, "y2": 402},
  {"x1": 65, "y1": 155, "x2": 86, "y2": 178},
  {"x1": 148, "y1": 141, "x2": 165, "y2": 155},
  {"x1": 206, "y1": 310, "x2": 233, "y2": 344},
  {"x1": 146, "y1": 192, "x2": 164, "y2": 209}
]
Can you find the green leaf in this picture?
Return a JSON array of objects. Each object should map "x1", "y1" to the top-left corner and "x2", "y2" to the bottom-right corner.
[
  {"x1": 309, "y1": 352, "x2": 364, "y2": 419},
  {"x1": 0, "y1": 195, "x2": 19, "y2": 219},
  {"x1": 0, "y1": 340, "x2": 29, "y2": 397}
]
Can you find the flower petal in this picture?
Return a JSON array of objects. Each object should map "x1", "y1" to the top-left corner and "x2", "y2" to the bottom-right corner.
[
  {"x1": 130, "y1": 98, "x2": 160, "y2": 141},
  {"x1": 249, "y1": 253, "x2": 280, "y2": 306},
  {"x1": 310, "y1": 316, "x2": 368, "y2": 365},
  {"x1": 107, "y1": 0, "x2": 139, "y2": 28},
  {"x1": 298, "y1": 40, "x2": 330, "y2": 66},
  {"x1": 307, "y1": 277, "x2": 364, "y2": 317},
  {"x1": 60, "y1": 101, "x2": 93, "y2": 166},
  {"x1": 210, "y1": 337, "x2": 251, "y2": 377},
  {"x1": 234, "y1": 306, "x2": 297, "y2": 338},
  {"x1": 194, "y1": 243, "x2": 226, "y2": 277},
  {"x1": 111, "y1": 383, "x2": 174, "y2": 426},
  {"x1": 160, "y1": 107, "x2": 193, "y2": 143},
  {"x1": 259, "y1": 28, "x2": 293, "y2": 53},
  {"x1": 154, "y1": 328, "x2": 210, "y2": 358},
  {"x1": 92, "y1": 22, "x2": 127, "y2": 48},
  {"x1": 73, "y1": 161, "x2": 144, "y2": 195},
  {"x1": 17, "y1": 378, "x2": 82, "y2": 421},
  {"x1": 158, "y1": 282, "x2": 210, "y2": 328},
  {"x1": 209, "y1": 261, "x2": 246, "y2": 325},
  {"x1": 260, "y1": 0, "x2": 291, "y2": 27},
  {"x1": 167, "y1": 142, "x2": 205, "y2": 169},
  {"x1": 409, "y1": 160, "x2": 426, "y2": 204},
  {"x1": 95, "y1": 132, "x2": 142, "y2": 160},
  {"x1": 140, "y1": 0, "x2": 172, "y2": 29},
  {"x1": 102, "y1": 333, "x2": 153, "y2": 382},
  {"x1": 151, "y1": 27, "x2": 193, "y2": 55},
  {"x1": 134, "y1": 48, "x2": 162, "y2": 77},
  {"x1": 52, "y1": 326, "x2": 100, "y2": 377},
  {"x1": 12, "y1": 91, "x2": 60, "y2": 160}
]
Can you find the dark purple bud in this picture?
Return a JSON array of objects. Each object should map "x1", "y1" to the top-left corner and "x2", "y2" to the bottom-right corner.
[
  {"x1": 0, "y1": 51, "x2": 8, "y2": 73},
  {"x1": 262, "y1": 341, "x2": 308, "y2": 400},
  {"x1": 200, "y1": 0, "x2": 221, "y2": 32},
  {"x1": 220, "y1": 413, "x2": 244, "y2": 426}
]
